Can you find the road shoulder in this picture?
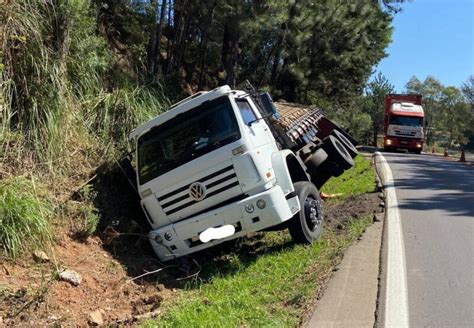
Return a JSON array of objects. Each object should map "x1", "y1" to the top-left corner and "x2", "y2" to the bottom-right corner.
[
  {"x1": 305, "y1": 152, "x2": 385, "y2": 328},
  {"x1": 305, "y1": 215, "x2": 383, "y2": 328}
]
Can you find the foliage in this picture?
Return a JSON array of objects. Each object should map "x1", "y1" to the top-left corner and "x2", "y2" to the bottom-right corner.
[
  {"x1": 0, "y1": 0, "x2": 395, "y2": 261},
  {"x1": 1, "y1": 0, "x2": 169, "y2": 172},
  {"x1": 65, "y1": 185, "x2": 100, "y2": 239},
  {"x1": 461, "y1": 76, "x2": 474, "y2": 149},
  {"x1": 438, "y1": 86, "x2": 470, "y2": 145},
  {"x1": 1, "y1": 0, "x2": 396, "y2": 169},
  {"x1": 363, "y1": 72, "x2": 395, "y2": 146},
  {"x1": 95, "y1": 0, "x2": 394, "y2": 105},
  {"x1": 405, "y1": 75, "x2": 472, "y2": 146},
  {"x1": 461, "y1": 75, "x2": 474, "y2": 110},
  {"x1": 0, "y1": 177, "x2": 53, "y2": 259}
]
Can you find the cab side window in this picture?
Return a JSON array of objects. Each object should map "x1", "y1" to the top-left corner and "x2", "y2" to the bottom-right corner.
[{"x1": 236, "y1": 99, "x2": 258, "y2": 125}]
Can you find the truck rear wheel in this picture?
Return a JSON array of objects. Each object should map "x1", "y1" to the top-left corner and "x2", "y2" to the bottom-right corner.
[
  {"x1": 332, "y1": 130, "x2": 358, "y2": 158},
  {"x1": 288, "y1": 182, "x2": 324, "y2": 244},
  {"x1": 322, "y1": 135, "x2": 354, "y2": 170}
]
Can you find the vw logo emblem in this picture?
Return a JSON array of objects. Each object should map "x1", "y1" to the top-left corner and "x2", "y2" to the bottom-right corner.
[{"x1": 189, "y1": 182, "x2": 206, "y2": 201}]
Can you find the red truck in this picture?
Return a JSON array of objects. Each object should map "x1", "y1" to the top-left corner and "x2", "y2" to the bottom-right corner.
[{"x1": 384, "y1": 94, "x2": 424, "y2": 154}]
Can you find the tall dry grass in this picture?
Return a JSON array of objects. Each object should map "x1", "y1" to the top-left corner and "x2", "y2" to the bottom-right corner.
[
  {"x1": 1, "y1": 0, "x2": 168, "y2": 173},
  {"x1": 0, "y1": 0, "x2": 169, "y2": 258}
]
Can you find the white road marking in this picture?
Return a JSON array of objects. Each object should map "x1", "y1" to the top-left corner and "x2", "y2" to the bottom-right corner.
[{"x1": 375, "y1": 152, "x2": 410, "y2": 328}]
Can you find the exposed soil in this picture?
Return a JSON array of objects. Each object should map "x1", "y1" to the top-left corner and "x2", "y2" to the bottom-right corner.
[
  {"x1": 0, "y1": 233, "x2": 180, "y2": 327},
  {"x1": 0, "y1": 171, "x2": 382, "y2": 327},
  {"x1": 324, "y1": 192, "x2": 382, "y2": 231}
]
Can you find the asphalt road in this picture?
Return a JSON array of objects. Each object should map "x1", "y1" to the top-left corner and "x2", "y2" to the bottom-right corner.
[{"x1": 382, "y1": 151, "x2": 474, "y2": 327}]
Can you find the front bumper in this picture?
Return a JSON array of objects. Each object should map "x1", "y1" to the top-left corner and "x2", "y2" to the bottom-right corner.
[{"x1": 148, "y1": 185, "x2": 300, "y2": 261}]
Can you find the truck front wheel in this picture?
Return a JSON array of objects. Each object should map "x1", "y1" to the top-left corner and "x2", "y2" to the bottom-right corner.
[{"x1": 288, "y1": 182, "x2": 324, "y2": 244}]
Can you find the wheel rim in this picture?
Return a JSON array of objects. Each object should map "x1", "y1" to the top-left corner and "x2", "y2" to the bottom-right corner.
[{"x1": 304, "y1": 196, "x2": 322, "y2": 231}]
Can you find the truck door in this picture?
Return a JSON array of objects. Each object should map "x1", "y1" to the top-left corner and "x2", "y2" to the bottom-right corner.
[{"x1": 235, "y1": 98, "x2": 275, "y2": 149}]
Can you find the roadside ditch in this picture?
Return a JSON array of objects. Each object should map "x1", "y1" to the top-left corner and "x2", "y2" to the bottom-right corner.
[{"x1": 0, "y1": 154, "x2": 384, "y2": 326}]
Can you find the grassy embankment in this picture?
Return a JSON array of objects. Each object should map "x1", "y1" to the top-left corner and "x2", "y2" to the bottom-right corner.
[
  {"x1": 146, "y1": 156, "x2": 376, "y2": 327},
  {"x1": 0, "y1": 1, "x2": 170, "y2": 259}
]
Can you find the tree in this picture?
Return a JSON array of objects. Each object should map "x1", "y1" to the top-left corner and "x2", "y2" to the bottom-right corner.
[
  {"x1": 461, "y1": 75, "x2": 474, "y2": 111},
  {"x1": 303, "y1": 1, "x2": 392, "y2": 105},
  {"x1": 405, "y1": 75, "x2": 471, "y2": 147},
  {"x1": 439, "y1": 86, "x2": 470, "y2": 144},
  {"x1": 405, "y1": 75, "x2": 443, "y2": 145},
  {"x1": 461, "y1": 76, "x2": 474, "y2": 148},
  {"x1": 364, "y1": 72, "x2": 394, "y2": 146}
]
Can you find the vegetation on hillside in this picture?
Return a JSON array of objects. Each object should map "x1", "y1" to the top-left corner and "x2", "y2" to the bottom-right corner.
[
  {"x1": 0, "y1": 0, "x2": 471, "y2": 257},
  {"x1": 405, "y1": 75, "x2": 473, "y2": 148}
]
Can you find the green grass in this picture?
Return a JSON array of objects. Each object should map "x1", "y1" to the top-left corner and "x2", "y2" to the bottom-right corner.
[
  {"x1": 144, "y1": 156, "x2": 376, "y2": 327},
  {"x1": 322, "y1": 155, "x2": 376, "y2": 197},
  {"x1": 146, "y1": 219, "x2": 372, "y2": 328},
  {"x1": 0, "y1": 177, "x2": 53, "y2": 259}
]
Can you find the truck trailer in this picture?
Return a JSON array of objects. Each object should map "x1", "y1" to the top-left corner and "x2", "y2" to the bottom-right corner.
[
  {"x1": 383, "y1": 94, "x2": 424, "y2": 153},
  {"x1": 129, "y1": 84, "x2": 358, "y2": 261}
]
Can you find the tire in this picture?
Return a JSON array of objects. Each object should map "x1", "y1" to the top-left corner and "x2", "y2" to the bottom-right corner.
[
  {"x1": 305, "y1": 148, "x2": 328, "y2": 175},
  {"x1": 332, "y1": 130, "x2": 358, "y2": 158},
  {"x1": 322, "y1": 135, "x2": 354, "y2": 170},
  {"x1": 288, "y1": 182, "x2": 324, "y2": 244}
]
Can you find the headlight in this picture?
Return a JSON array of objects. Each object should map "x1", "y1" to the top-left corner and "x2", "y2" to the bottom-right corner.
[
  {"x1": 256, "y1": 199, "x2": 266, "y2": 209},
  {"x1": 164, "y1": 232, "x2": 173, "y2": 241},
  {"x1": 385, "y1": 139, "x2": 392, "y2": 145}
]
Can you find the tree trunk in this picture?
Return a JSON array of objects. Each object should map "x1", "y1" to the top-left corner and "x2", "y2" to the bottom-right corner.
[
  {"x1": 372, "y1": 123, "x2": 378, "y2": 147},
  {"x1": 270, "y1": 46, "x2": 282, "y2": 85},
  {"x1": 166, "y1": 0, "x2": 172, "y2": 58},
  {"x1": 147, "y1": 0, "x2": 158, "y2": 77},
  {"x1": 198, "y1": 4, "x2": 216, "y2": 90},
  {"x1": 175, "y1": 10, "x2": 191, "y2": 75},
  {"x1": 221, "y1": 24, "x2": 240, "y2": 88},
  {"x1": 151, "y1": 0, "x2": 167, "y2": 75},
  {"x1": 165, "y1": 0, "x2": 191, "y2": 75}
]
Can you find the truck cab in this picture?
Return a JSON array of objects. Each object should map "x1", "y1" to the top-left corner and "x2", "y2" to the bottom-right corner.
[{"x1": 384, "y1": 94, "x2": 424, "y2": 153}]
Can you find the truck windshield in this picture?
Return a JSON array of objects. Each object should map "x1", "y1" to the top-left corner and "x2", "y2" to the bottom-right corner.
[
  {"x1": 137, "y1": 96, "x2": 241, "y2": 185},
  {"x1": 389, "y1": 116, "x2": 423, "y2": 127}
]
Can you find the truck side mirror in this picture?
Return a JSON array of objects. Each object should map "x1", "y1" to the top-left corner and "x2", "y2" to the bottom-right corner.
[{"x1": 259, "y1": 92, "x2": 281, "y2": 119}]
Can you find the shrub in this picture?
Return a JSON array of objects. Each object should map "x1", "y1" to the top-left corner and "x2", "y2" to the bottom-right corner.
[{"x1": 0, "y1": 177, "x2": 53, "y2": 259}]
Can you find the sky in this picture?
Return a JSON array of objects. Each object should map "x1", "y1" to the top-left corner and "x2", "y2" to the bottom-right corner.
[{"x1": 372, "y1": 0, "x2": 474, "y2": 93}]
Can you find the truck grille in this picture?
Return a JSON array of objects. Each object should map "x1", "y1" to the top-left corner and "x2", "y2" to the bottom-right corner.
[
  {"x1": 394, "y1": 130, "x2": 416, "y2": 137},
  {"x1": 157, "y1": 165, "x2": 240, "y2": 216}
]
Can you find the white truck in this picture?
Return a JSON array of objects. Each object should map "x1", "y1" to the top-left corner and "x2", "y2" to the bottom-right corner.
[{"x1": 129, "y1": 84, "x2": 357, "y2": 261}]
